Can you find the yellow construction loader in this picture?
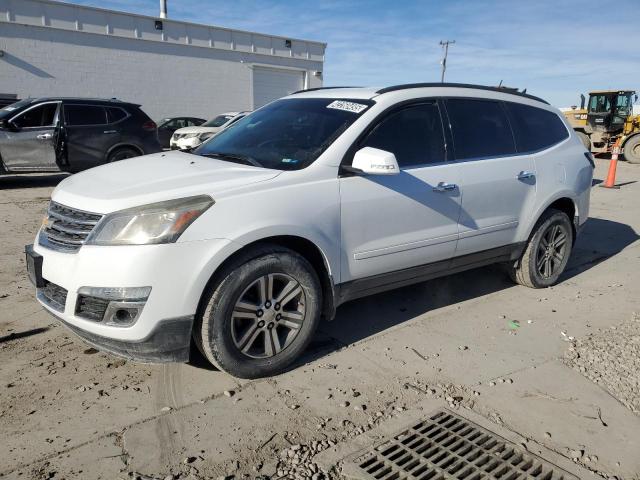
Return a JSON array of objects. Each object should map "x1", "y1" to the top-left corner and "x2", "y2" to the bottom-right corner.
[{"x1": 564, "y1": 90, "x2": 640, "y2": 163}]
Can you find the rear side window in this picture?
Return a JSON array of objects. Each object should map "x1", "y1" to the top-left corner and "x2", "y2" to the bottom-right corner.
[
  {"x1": 504, "y1": 102, "x2": 569, "y2": 152},
  {"x1": 64, "y1": 105, "x2": 107, "y2": 126},
  {"x1": 362, "y1": 102, "x2": 446, "y2": 167},
  {"x1": 446, "y1": 99, "x2": 516, "y2": 160},
  {"x1": 107, "y1": 107, "x2": 128, "y2": 123}
]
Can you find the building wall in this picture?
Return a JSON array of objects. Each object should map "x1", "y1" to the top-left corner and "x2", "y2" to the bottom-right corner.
[{"x1": 0, "y1": 0, "x2": 325, "y2": 120}]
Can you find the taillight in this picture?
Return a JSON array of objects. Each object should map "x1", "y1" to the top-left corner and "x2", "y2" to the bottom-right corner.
[{"x1": 142, "y1": 121, "x2": 157, "y2": 131}]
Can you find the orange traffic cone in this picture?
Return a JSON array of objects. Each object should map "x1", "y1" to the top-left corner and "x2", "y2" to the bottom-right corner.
[{"x1": 600, "y1": 138, "x2": 622, "y2": 189}]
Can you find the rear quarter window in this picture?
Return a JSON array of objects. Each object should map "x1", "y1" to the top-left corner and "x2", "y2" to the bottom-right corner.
[
  {"x1": 445, "y1": 98, "x2": 517, "y2": 160},
  {"x1": 107, "y1": 107, "x2": 128, "y2": 123},
  {"x1": 504, "y1": 102, "x2": 569, "y2": 153}
]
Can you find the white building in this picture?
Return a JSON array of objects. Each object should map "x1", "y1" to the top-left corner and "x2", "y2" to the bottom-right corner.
[{"x1": 0, "y1": 0, "x2": 326, "y2": 119}]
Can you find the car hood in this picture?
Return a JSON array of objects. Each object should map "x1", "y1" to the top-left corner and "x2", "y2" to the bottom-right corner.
[
  {"x1": 173, "y1": 126, "x2": 221, "y2": 135},
  {"x1": 52, "y1": 151, "x2": 282, "y2": 213}
]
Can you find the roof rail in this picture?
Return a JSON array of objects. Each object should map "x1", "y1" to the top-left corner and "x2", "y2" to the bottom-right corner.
[
  {"x1": 291, "y1": 86, "x2": 362, "y2": 95},
  {"x1": 375, "y1": 82, "x2": 549, "y2": 104}
]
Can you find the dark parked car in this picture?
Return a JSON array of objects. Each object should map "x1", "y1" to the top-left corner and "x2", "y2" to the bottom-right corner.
[
  {"x1": 157, "y1": 117, "x2": 206, "y2": 148},
  {"x1": 0, "y1": 98, "x2": 161, "y2": 174}
]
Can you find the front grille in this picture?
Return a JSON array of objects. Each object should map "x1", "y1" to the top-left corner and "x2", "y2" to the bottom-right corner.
[
  {"x1": 76, "y1": 294, "x2": 110, "y2": 321},
  {"x1": 349, "y1": 409, "x2": 575, "y2": 480},
  {"x1": 38, "y1": 280, "x2": 68, "y2": 312},
  {"x1": 40, "y1": 202, "x2": 103, "y2": 253}
]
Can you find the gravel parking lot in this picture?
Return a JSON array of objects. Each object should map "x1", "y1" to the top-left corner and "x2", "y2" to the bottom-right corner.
[{"x1": 1, "y1": 160, "x2": 639, "y2": 480}]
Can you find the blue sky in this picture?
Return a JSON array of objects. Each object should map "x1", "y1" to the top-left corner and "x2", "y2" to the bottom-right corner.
[{"x1": 72, "y1": 0, "x2": 639, "y2": 107}]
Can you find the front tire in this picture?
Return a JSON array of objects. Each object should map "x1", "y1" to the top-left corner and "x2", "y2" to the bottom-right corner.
[
  {"x1": 623, "y1": 135, "x2": 640, "y2": 164},
  {"x1": 196, "y1": 245, "x2": 322, "y2": 378},
  {"x1": 508, "y1": 209, "x2": 573, "y2": 288}
]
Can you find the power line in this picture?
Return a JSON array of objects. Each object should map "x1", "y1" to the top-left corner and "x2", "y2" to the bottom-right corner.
[{"x1": 439, "y1": 40, "x2": 455, "y2": 83}]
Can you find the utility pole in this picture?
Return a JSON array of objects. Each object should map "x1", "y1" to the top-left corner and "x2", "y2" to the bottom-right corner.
[
  {"x1": 439, "y1": 40, "x2": 455, "y2": 83},
  {"x1": 160, "y1": 0, "x2": 168, "y2": 18}
]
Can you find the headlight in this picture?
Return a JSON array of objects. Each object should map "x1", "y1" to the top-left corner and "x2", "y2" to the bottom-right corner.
[
  {"x1": 183, "y1": 133, "x2": 199, "y2": 139},
  {"x1": 86, "y1": 195, "x2": 214, "y2": 246},
  {"x1": 199, "y1": 132, "x2": 215, "y2": 141}
]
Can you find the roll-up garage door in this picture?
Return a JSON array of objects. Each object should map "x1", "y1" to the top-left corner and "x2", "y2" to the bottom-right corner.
[{"x1": 252, "y1": 67, "x2": 304, "y2": 109}]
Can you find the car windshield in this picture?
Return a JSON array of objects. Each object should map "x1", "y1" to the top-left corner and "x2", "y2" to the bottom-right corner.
[
  {"x1": 203, "y1": 115, "x2": 234, "y2": 128},
  {"x1": 194, "y1": 98, "x2": 373, "y2": 170},
  {"x1": 0, "y1": 98, "x2": 34, "y2": 120}
]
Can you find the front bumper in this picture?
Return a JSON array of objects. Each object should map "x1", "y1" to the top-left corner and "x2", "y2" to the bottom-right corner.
[
  {"x1": 49, "y1": 309, "x2": 193, "y2": 363},
  {"x1": 30, "y1": 237, "x2": 235, "y2": 362}
]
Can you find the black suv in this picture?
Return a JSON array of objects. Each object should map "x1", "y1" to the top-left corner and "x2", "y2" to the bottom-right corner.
[{"x1": 0, "y1": 98, "x2": 161, "y2": 174}]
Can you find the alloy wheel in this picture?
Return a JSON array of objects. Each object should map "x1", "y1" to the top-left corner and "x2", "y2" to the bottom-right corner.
[
  {"x1": 536, "y1": 223, "x2": 569, "y2": 279},
  {"x1": 230, "y1": 273, "x2": 306, "y2": 359}
]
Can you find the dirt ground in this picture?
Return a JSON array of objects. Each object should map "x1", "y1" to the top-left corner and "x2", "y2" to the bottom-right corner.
[{"x1": 1, "y1": 160, "x2": 639, "y2": 480}]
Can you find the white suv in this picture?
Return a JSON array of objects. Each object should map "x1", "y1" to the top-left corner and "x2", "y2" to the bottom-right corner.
[
  {"x1": 169, "y1": 112, "x2": 248, "y2": 151},
  {"x1": 26, "y1": 84, "x2": 594, "y2": 378}
]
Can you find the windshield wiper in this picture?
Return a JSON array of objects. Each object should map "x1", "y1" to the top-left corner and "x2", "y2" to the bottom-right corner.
[{"x1": 199, "y1": 152, "x2": 263, "y2": 168}]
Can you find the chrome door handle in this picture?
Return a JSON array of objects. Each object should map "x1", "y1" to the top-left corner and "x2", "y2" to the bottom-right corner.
[
  {"x1": 103, "y1": 130, "x2": 118, "y2": 134},
  {"x1": 36, "y1": 133, "x2": 53, "y2": 140},
  {"x1": 517, "y1": 171, "x2": 535, "y2": 180},
  {"x1": 433, "y1": 182, "x2": 458, "y2": 192}
]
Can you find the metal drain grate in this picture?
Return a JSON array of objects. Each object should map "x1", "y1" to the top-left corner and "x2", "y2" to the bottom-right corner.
[{"x1": 349, "y1": 409, "x2": 575, "y2": 480}]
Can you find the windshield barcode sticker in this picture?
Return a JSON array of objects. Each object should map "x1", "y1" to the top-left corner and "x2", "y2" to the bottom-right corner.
[{"x1": 327, "y1": 100, "x2": 368, "y2": 114}]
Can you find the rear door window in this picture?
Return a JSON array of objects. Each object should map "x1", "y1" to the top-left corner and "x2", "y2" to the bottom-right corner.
[
  {"x1": 64, "y1": 105, "x2": 108, "y2": 126},
  {"x1": 445, "y1": 98, "x2": 516, "y2": 160},
  {"x1": 13, "y1": 103, "x2": 58, "y2": 128},
  {"x1": 361, "y1": 102, "x2": 446, "y2": 167},
  {"x1": 504, "y1": 102, "x2": 569, "y2": 152}
]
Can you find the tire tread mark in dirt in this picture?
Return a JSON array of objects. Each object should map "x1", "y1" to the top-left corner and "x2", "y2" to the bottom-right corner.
[{"x1": 154, "y1": 364, "x2": 185, "y2": 468}]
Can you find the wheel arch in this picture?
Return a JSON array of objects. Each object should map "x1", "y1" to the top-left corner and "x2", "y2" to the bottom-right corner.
[
  {"x1": 104, "y1": 143, "x2": 144, "y2": 161},
  {"x1": 196, "y1": 235, "x2": 338, "y2": 325},
  {"x1": 525, "y1": 195, "x2": 578, "y2": 245}
]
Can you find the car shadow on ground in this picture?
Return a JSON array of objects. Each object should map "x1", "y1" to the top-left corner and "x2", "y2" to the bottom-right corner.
[
  {"x1": 188, "y1": 217, "x2": 638, "y2": 374},
  {"x1": 0, "y1": 174, "x2": 69, "y2": 189},
  {"x1": 298, "y1": 217, "x2": 639, "y2": 368}
]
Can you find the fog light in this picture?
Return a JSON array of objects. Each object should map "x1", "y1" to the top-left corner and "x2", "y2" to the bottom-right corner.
[
  {"x1": 103, "y1": 301, "x2": 146, "y2": 326},
  {"x1": 76, "y1": 286, "x2": 151, "y2": 327}
]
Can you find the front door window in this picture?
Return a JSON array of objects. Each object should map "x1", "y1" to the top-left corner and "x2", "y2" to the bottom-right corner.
[{"x1": 13, "y1": 103, "x2": 58, "y2": 129}]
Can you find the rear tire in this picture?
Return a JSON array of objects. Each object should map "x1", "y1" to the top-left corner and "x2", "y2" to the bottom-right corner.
[
  {"x1": 107, "y1": 146, "x2": 140, "y2": 163},
  {"x1": 195, "y1": 244, "x2": 322, "y2": 379},
  {"x1": 508, "y1": 209, "x2": 573, "y2": 288},
  {"x1": 623, "y1": 135, "x2": 640, "y2": 164},
  {"x1": 576, "y1": 131, "x2": 591, "y2": 151}
]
